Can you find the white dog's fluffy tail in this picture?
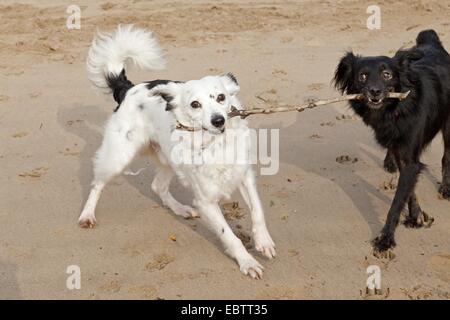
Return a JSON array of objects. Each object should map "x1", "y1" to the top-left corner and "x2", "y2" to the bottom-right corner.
[{"x1": 87, "y1": 25, "x2": 165, "y2": 97}]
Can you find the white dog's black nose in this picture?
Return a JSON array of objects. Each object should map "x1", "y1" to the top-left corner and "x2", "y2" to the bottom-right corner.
[{"x1": 211, "y1": 114, "x2": 225, "y2": 128}]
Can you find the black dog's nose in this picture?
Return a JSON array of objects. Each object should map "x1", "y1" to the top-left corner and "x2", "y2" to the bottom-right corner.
[
  {"x1": 369, "y1": 88, "x2": 382, "y2": 96},
  {"x1": 211, "y1": 114, "x2": 225, "y2": 128}
]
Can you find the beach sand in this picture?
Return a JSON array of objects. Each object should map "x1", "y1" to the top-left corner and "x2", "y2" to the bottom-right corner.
[{"x1": 1, "y1": 0, "x2": 449, "y2": 299}]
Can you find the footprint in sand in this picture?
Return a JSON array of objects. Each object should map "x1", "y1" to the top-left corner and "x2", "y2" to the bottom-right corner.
[
  {"x1": 336, "y1": 155, "x2": 358, "y2": 164},
  {"x1": 18, "y1": 167, "x2": 49, "y2": 178},
  {"x1": 428, "y1": 254, "x2": 450, "y2": 282},
  {"x1": 272, "y1": 69, "x2": 287, "y2": 76},
  {"x1": 307, "y1": 83, "x2": 325, "y2": 91},
  {"x1": 127, "y1": 285, "x2": 156, "y2": 299},
  {"x1": 235, "y1": 230, "x2": 252, "y2": 249},
  {"x1": 256, "y1": 285, "x2": 306, "y2": 300},
  {"x1": 256, "y1": 89, "x2": 278, "y2": 103},
  {"x1": 145, "y1": 254, "x2": 175, "y2": 272},
  {"x1": 99, "y1": 280, "x2": 121, "y2": 294},
  {"x1": 12, "y1": 132, "x2": 28, "y2": 138},
  {"x1": 320, "y1": 121, "x2": 335, "y2": 127},
  {"x1": 221, "y1": 202, "x2": 246, "y2": 220}
]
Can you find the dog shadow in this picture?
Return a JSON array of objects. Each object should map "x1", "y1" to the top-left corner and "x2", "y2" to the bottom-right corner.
[
  {"x1": 0, "y1": 260, "x2": 21, "y2": 299},
  {"x1": 57, "y1": 103, "x2": 231, "y2": 254},
  {"x1": 57, "y1": 102, "x2": 387, "y2": 245},
  {"x1": 271, "y1": 114, "x2": 395, "y2": 239},
  {"x1": 57, "y1": 103, "x2": 161, "y2": 206}
]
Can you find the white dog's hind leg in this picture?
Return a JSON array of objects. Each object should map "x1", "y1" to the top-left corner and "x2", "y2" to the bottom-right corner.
[
  {"x1": 195, "y1": 201, "x2": 264, "y2": 279},
  {"x1": 78, "y1": 128, "x2": 143, "y2": 228},
  {"x1": 239, "y1": 170, "x2": 276, "y2": 259},
  {"x1": 151, "y1": 167, "x2": 198, "y2": 219}
]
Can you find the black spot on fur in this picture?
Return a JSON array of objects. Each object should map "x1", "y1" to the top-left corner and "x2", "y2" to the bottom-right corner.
[
  {"x1": 145, "y1": 79, "x2": 179, "y2": 90},
  {"x1": 159, "y1": 92, "x2": 175, "y2": 111},
  {"x1": 106, "y1": 69, "x2": 134, "y2": 111},
  {"x1": 146, "y1": 80, "x2": 182, "y2": 111}
]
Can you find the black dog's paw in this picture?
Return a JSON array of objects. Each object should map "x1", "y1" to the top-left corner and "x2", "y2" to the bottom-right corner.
[
  {"x1": 383, "y1": 156, "x2": 398, "y2": 173},
  {"x1": 404, "y1": 211, "x2": 434, "y2": 229},
  {"x1": 372, "y1": 233, "x2": 396, "y2": 259},
  {"x1": 439, "y1": 183, "x2": 450, "y2": 200}
]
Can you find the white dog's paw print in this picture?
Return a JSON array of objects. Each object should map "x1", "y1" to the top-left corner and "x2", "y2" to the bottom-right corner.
[
  {"x1": 239, "y1": 255, "x2": 264, "y2": 279},
  {"x1": 173, "y1": 205, "x2": 199, "y2": 219},
  {"x1": 254, "y1": 227, "x2": 276, "y2": 259},
  {"x1": 78, "y1": 215, "x2": 97, "y2": 228}
]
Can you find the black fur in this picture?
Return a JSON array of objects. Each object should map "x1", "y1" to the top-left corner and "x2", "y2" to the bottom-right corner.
[
  {"x1": 106, "y1": 69, "x2": 134, "y2": 112},
  {"x1": 333, "y1": 30, "x2": 450, "y2": 254},
  {"x1": 145, "y1": 79, "x2": 179, "y2": 90},
  {"x1": 226, "y1": 73, "x2": 238, "y2": 85},
  {"x1": 146, "y1": 80, "x2": 182, "y2": 111}
]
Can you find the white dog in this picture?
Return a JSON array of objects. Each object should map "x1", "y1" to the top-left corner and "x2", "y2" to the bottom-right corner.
[{"x1": 79, "y1": 25, "x2": 275, "y2": 278}]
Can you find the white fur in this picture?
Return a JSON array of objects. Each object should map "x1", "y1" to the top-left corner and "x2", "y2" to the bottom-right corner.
[
  {"x1": 79, "y1": 25, "x2": 275, "y2": 279},
  {"x1": 87, "y1": 24, "x2": 165, "y2": 89}
]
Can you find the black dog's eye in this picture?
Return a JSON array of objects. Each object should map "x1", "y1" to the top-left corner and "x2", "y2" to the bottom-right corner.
[
  {"x1": 382, "y1": 71, "x2": 393, "y2": 80},
  {"x1": 359, "y1": 73, "x2": 368, "y2": 82},
  {"x1": 191, "y1": 101, "x2": 201, "y2": 109},
  {"x1": 217, "y1": 94, "x2": 226, "y2": 103}
]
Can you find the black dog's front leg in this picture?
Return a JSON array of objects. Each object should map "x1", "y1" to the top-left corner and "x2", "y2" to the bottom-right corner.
[
  {"x1": 404, "y1": 193, "x2": 434, "y2": 228},
  {"x1": 373, "y1": 162, "x2": 422, "y2": 253},
  {"x1": 439, "y1": 122, "x2": 450, "y2": 199},
  {"x1": 383, "y1": 148, "x2": 398, "y2": 173}
]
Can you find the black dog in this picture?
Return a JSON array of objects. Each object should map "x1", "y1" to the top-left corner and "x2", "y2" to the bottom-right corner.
[{"x1": 334, "y1": 30, "x2": 450, "y2": 255}]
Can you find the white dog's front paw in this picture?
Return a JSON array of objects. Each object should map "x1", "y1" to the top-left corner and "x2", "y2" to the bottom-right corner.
[
  {"x1": 172, "y1": 204, "x2": 199, "y2": 219},
  {"x1": 254, "y1": 227, "x2": 276, "y2": 259},
  {"x1": 238, "y1": 255, "x2": 264, "y2": 279},
  {"x1": 78, "y1": 214, "x2": 97, "y2": 228}
]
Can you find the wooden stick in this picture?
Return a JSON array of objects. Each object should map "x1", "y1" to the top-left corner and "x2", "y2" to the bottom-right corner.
[
  {"x1": 228, "y1": 91, "x2": 410, "y2": 119},
  {"x1": 173, "y1": 91, "x2": 410, "y2": 131}
]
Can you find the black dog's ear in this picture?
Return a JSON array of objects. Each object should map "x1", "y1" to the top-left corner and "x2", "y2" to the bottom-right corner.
[
  {"x1": 394, "y1": 50, "x2": 424, "y2": 68},
  {"x1": 334, "y1": 51, "x2": 357, "y2": 94}
]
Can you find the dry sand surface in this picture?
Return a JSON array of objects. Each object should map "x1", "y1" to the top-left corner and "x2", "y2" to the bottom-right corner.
[{"x1": 1, "y1": 0, "x2": 450, "y2": 299}]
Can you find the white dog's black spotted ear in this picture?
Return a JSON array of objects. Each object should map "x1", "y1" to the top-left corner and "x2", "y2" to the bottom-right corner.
[
  {"x1": 226, "y1": 73, "x2": 238, "y2": 85},
  {"x1": 158, "y1": 92, "x2": 175, "y2": 111},
  {"x1": 220, "y1": 73, "x2": 240, "y2": 96},
  {"x1": 150, "y1": 83, "x2": 181, "y2": 111}
]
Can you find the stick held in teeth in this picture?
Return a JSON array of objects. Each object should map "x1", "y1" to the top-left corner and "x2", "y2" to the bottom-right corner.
[
  {"x1": 228, "y1": 91, "x2": 410, "y2": 119},
  {"x1": 174, "y1": 91, "x2": 410, "y2": 130}
]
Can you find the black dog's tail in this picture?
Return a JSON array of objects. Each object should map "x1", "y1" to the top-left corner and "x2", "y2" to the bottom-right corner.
[
  {"x1": 416, "y1": 29, "x2": 443, "y2": 48},
  {"x1": 87, "y1": 25, "x2": 166, "y2": 107}
]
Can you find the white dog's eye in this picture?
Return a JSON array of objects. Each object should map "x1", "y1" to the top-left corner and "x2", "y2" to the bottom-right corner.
[
  {"x1": 217, "y1": 94, "x2": 226, "y2": 103},
  {"x1": 191, "y1": 101, "x2": 202, "y2": 109}
]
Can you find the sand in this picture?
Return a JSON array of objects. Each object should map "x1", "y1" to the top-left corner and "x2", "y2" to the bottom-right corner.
[{"x1": 1, "y1": 0, "x2": 449, "y2": 299}]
